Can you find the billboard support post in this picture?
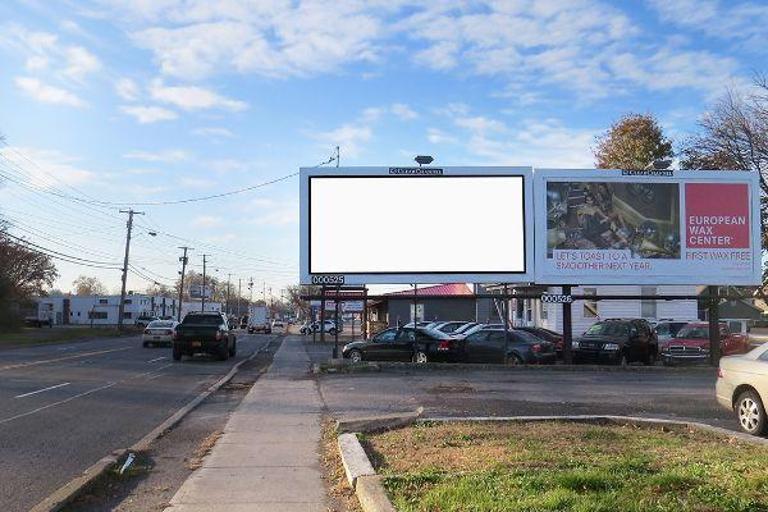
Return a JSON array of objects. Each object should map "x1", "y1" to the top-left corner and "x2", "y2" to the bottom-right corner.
[
  {"x1": 362, "y1": 288, "x2": 368, "y2": 339},
  {"x1": 562, "y1": 285, "x2": 573, "y2": 364},
  {"x1": 708, "y1": 285, "x2": 721, "y2": 366},
  {"x1": 503, "y1": 284, "x2": 510, "y2": 365},
  {"x1": 320, "y1": 286, "x2": 326, "y2": 345},
  {"x1": 333, "y1": 285, "x2": 340, "y2": 359}
]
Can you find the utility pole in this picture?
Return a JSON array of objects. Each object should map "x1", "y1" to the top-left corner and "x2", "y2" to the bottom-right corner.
[
  {"x1": 226, "y1": 273, "x2": 232, "y2": 315},
  {"x1": 335, "y1": 145, "x2": 340, "y2": 167},
  {"x1": 201, "y1": 254, "x2": 208, "y2": 312},
  {"x1": 238, "y1": 278, "x2": 242, "y2": 317},
  {"x1": 117, "y1": 209, "x2": 144, "y2": 330},
  {"x1": 177, "y1": 246, "x2": 192, "y2": 322}
]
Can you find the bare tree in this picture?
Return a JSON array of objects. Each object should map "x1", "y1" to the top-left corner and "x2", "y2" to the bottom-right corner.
[{"x1": 72, "y1": 275, "x2": 108, "y2": 296}]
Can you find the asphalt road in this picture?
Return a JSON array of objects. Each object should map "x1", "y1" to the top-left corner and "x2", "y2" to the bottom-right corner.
[{"x1": 0, "y1": 332, "x2": 274, "y2": 512}]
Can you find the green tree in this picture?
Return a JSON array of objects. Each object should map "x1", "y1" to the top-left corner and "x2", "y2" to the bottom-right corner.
[
  {"x1": 593, "y1": 113, "x2": 673, "y2": 170},
  {"x1": 0, "y1": 219, "x2": 58, "y2": 328}
]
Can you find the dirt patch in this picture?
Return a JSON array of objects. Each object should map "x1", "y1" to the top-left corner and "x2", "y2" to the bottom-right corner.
[
  {"x1": 319, "y1": 417, "x2": 361, "y2": 512},
  {"x1": 186, "y1": 431, "x2": 222, "y2": 470},
  {"x1": 426, "y1": 383, "x2": 476, "y2": 394}
]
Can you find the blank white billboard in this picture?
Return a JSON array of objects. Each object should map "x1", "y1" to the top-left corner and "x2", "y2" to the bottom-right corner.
[{"x1": 300, "y1": 167, "x2": 533, "y2": 285}]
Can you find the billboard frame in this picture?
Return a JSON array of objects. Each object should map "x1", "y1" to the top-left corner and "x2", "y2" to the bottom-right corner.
[
  {"x1": 533, "y1": 168, "x2": 761, "y2": 286},
  {"x1": 300, "y1": 166, "x2": 535, "y2": 285}
]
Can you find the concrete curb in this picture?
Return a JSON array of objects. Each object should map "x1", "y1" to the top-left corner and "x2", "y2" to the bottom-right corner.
[
  {"x1": 337, "y1": 407, "x2": 424, "y2": 434},
  {"x1": 338, "y1": 433, "x2": 375, "y2": 488},
  {"x1": 355, "y1": 475, "x2": 397, "y2": 512},
  {"x1": 424, "y1": 414, "x2": 768, "y2": 446},
  {"x1": 30, "y1": 337, "x2": 280, "y2": 512},
  {"x1": 316, "y1": 359, "x2": 715, "y2": 374}
]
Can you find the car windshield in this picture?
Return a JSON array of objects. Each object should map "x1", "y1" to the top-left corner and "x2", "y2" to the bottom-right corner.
[
  {"x1": 676, "y1": 326, "x2": 709, "y2": 339},
  {"x1": 149, "y1": 321, "x2": 173, "y2": 328},
  {"x1": 182, "y1": 315, "x2": 222, "y2": 325},
  {"x1": 585, "y1": 322, "x2": 628, "y2": 337}
]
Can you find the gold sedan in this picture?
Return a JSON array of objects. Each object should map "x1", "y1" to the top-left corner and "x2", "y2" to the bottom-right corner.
[{"x1": 716, "y1": 343, "x2": 768, "y2": 436}]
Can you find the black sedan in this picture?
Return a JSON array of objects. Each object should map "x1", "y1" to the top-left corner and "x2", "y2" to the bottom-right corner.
[
  {"x1": 460, "y1": 328, "x2": 557, "y2": 365},
  {"x1": 342, "y1": 327, "x2": 458, "y2": 363}
]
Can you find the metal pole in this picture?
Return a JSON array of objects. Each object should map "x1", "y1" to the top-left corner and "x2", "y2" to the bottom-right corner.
[
  {"x1": 238, "y1": 278, "x2": 242, "y2": 317},
  {"x1": 562, "y1": 285, "x2": 573, "y2": 364},
  {"x1": 201, "y1": 254, "x2": 207, "y2": 312},
  {"x1": 177, "y1": 246, "x2": 190, "y2": 322},
  {"x1": 362, "y1": 288, "x2": 368, "y2": 339},
  {"x1": 503, "y1": 284, "x2": 510, "y2": 365},
  {"x1": 226, "y1": 273, "x2": 231, "y2": 315},
  {"x1": 320, "y1": 286, "x2": 326, "y2": 345},
  {"x1": 709, "y1": 285, "x2": 721, "y2": 366},
  {"x1": 118, "y1": 209, "x2": 143, "y2": 330},
  {"x1": 333, "y1": 286, "x2": 340, "y2": 358}
]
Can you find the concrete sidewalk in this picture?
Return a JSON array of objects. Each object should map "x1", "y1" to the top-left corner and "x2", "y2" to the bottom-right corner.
[{"x1": 164, "y1": 336, "x2": 327, "y2": 511}]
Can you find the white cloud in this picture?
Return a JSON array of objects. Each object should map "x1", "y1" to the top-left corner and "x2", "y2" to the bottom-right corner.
[
  {"x1": 123, "y1": 149, "x2": 189, "y2": 162},
  {"x1": 115, "y1": 78, "x2": 140, "y2": 100},
  {"x1": 426, "y1": 128, "x2": 457, "y2": 145},
  {"x1": 648, "y1": 0, "x2": 768, "y2": 49},
  {"x1": 391, "y1": 103, "x2": 418, "y2": 120},
  {"x1": 180, "y1": 176, "x2": 215, "y2": 188},
  {"x1": 193, "y1": 126, "x2": 235, "y2": 138},
  {"x1": 149, "y1": 80, "x2": 248, "y2": 111},
  {"x1": 191, "y1": 215, "x2": 222, "y2": 228},
  {"x1": 120, "y1": 105, "x2": 178, "y2": 123},
  {"x1": 14, "y1": 77, "x2": 86, "y2": 107},
  {"x1": 313, "y1": 122, "x2": 372, "y2": 159},
  {"x1": 0, "y1": 146, "x2": 94, "y2": 187},
  {"x1": 1, "y1": 25, "x2": 100, "y2": 84}
]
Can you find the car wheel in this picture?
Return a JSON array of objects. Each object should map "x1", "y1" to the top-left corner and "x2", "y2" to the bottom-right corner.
[
  {"x1": 735, "y1": 390, "x2": 767, "y2": 436},
  {"x1": 507, "y1": 354, "x2": 524, "y2": 366},
  {"x1": 644, "y1": 347, "x2": 657, "y2": 366},
  {"x1": 348, "y1": 349, "x2": 362, "y2": 363},
  {"x1": 229, "y1": 339, "x2": 237, "y2": 357},
  {"x1": 329, "y1": 328, "x2": 337, "y2": 336},
  {"x1": 217, "y1": 345, "x2": 229, "y2": 361},
  {"x1": 412, "y1": 350, "x2": 428, "y2": 364},
  {"x1": 172, "y1": 345, "x2": 182, "y2": 361},
  {"x1": 619, "y1": 352, "x2": 629, "y2": 366}
]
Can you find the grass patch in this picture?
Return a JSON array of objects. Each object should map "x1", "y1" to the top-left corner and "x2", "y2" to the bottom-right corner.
[
  {"x1": 367, "y1": 421, "x2": 768, "y2": 512},
  {"x1": 0, "y1": 326, "x2": 135, "y2": 347}
]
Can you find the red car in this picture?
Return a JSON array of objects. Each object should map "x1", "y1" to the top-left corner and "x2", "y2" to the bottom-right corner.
[{"x1": 661, "y1": 322, "x2": 750, "y2": 365}]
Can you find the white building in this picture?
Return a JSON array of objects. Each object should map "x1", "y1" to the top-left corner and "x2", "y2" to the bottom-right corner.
[
  {"x1": 510, "y1": 285, "x2": 699, "y2": 336},
  {"x1": 34, "y1": 294, "x2": 220, "y2": 326}
]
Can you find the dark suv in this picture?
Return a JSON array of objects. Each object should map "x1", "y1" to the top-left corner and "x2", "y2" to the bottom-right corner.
[
  {"x1": 572, "y1": 318, "x2": 658, "y2": 365},
  {"x1": 173, "y1": 312, "x2": 236, "y2": 361}
]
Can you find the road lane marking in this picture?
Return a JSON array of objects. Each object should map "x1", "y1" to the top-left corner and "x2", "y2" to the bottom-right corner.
[
  {"x1": 147, "y1": 356, "x2": 167, "y2": 363},
  {"x1": 0, "y1": 347, "x2": 132, "y2": 372},
  {"x1": 15, "y1": 382, "x2": 71, "y2": 399},
  {"x1": 0, "y1": 382, "x2": 117, "y2": 425}
]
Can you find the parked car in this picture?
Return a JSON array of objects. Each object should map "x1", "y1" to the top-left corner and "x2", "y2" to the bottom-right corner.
[
  {"x1": 142, "y1": 319, "x2": 178, "y2": 347},
  {"x1": 654, "y1": 320, "x2": 690, "y2": 349},
  {"x1": 173, "y1": 312, "x2": 236, "y2": 361},
  {"x1": 135, "y1": 314, "x2": 160, "y2": 329},
  {"x1": 516, "y1": 327, "x2": 564, "y2": 355},
  {"x1": 716, "y1": 343, "x2": 768, "y2": 435},
  {"x1": 460, "y1": 328, "x2": 557, "y2": 365},
  {"x1": 572, "y1": 318, "x2": 658, "y2": 365},
  {"x1": 451, "y1": 322, "x2": 478, "y2": 336},
  {"x1": 313, "y1": 320, "x2": 340, "y2": 335},
  {"x1": 434, "y1": 321, "x2": 474, "y2": 335},
  {"x1": 403, "y1": 321, "x2": 435, "y2": 329},
  {"x1": 299, "y1": 321, "x2": 313, "y2": 334},
  {"x1": 342, "y1": 327, "x2": 457, "y2": 363},
  {"x1": 271, "y1": 319, "x2": 285, "y2": 332},
  {"x1": 661, "y1": 322, "x2": 751, "y2": 366},
  {"x1": 457, "y1": 323, "x2": 505, "y2": 339}
]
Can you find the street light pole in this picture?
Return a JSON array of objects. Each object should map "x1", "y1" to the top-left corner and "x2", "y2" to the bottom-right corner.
[
  {"x1": 177, "y1": 246, "x2": 191, "y2": 322},
  {"x1": 201, "y1": 254, "x2": 208, "y2": 312}
]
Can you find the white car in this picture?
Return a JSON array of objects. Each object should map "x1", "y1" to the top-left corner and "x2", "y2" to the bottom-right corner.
[
  {"x1": 271, "y1": 320, "x2": 285, "y2": 332},
  {"x1": 142, "y1": 319, "x2": 178, "y2": 347},
  {"x1": 716, "y1": 343, "x2": 768, "y2": 435}
]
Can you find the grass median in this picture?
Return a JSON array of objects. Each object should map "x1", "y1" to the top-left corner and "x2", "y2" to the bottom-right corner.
[
  {"x1": 363, "y1": 421, "x2": 768, "y2": 512},
  {"x1": 0, "y1": 326, "x2": 134, "y2": 347}
]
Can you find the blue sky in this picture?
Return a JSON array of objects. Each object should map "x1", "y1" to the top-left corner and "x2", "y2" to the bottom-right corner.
[{"x1": 0, "y1": 0, "x2": 765, "y2": 296}]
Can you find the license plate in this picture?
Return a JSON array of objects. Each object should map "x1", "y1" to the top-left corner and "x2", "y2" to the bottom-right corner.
[{"x1": 192, "y1": 341, "x2": 202, "y2": 348}]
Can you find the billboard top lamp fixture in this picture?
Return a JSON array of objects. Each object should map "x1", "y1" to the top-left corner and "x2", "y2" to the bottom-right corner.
[
  {"x1": 415, "y1": 155, "x2": 434, "y2": 167},
  {"x1": 645, "y1": 158, "x2": 673, "y2": 170}
]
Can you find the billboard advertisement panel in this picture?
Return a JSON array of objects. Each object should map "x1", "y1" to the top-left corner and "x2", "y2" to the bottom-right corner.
[
  {"x1": 534, "y1": 169, "x2": 761, "y2": 285},
  {"x1": 300, "y1": 166, "x2": 534, "y2": 285}
]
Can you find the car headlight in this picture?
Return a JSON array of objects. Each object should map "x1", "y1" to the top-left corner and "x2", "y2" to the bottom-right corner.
[
  {"x1": 603, "y1": 343, "x2": 619, "y2": 351},
  {"x1": 661, "y1": 345, "x2": 669, "y2": 352},
  {"x1": 571, "y1": 341, "x2": 580, "y2": 349}
]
